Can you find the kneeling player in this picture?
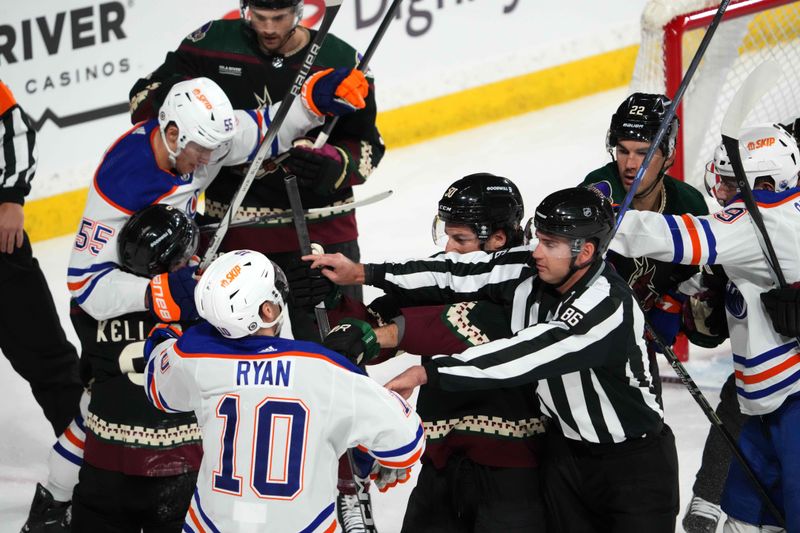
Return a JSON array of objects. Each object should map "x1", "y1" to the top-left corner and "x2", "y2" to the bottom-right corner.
[{"x1": 143, "y1": 250, "x2": 425, "y2": 532}]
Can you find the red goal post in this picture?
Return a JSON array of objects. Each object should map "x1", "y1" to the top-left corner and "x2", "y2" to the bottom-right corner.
[{"x1": 631, "y1": 0, "x2": 800, "y2": 187}]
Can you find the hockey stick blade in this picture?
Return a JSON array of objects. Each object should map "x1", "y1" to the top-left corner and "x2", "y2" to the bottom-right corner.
[
  {"x1": 200, "y1": 190, "x2": 394, "y2": 232},
  {"x1": 199, "y1": 0, "x2": 343, "y2": 273},
  {"x1": 720, "y1": 61, "x2": 783, "y2": 138}
]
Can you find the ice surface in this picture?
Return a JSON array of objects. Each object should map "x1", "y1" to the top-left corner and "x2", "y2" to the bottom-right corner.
[{"x1": 0, "y1": 87, "x2": 731, "y2": 531}]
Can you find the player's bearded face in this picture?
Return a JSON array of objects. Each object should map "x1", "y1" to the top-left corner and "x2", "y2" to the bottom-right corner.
[
  {"x1": 532, "y1": 231, "x2": 575, "y2": 284},
  {"x1": 615, "y1": 139, "x2": 666, "y2": 193},
  {"x1": 249, "y1": 7, "x2": 297, "y2": 53}
]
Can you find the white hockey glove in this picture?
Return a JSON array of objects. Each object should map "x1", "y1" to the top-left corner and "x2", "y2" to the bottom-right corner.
[{"x1": 366, "y1": 463, "x2": 412, "y2": 493}]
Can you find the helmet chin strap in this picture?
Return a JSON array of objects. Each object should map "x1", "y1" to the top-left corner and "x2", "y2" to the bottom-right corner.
[
  {"x1": 160, "y1": 127, "x2": 182, "y2": 169},
  {"x1": 549, "y1": 239, "x2": 596, "y2": 289},
  {"x1": 259, "y1": 301, "x2": 286, "y2": 334}
]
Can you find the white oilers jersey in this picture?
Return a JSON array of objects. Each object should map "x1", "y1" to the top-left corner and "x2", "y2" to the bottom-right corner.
[
  {"x1": 68, "y1": 101, "x2": 322, "y2": 320},
  {"x1": 145, "y1": 322, "x2": 425, "y2": 533},
  {"x1": 612, "y1": 188, "x2": 800, "y2": 415}
]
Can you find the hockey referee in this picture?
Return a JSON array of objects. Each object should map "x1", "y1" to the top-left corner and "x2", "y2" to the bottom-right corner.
[{"x1": 305, "y1": 186, "x2": 679, "y2": 532}]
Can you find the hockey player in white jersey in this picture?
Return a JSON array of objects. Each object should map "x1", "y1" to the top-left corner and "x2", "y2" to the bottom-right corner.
[
  {"x1": 143, "y1": 250, "x2": 425, "y2": 533},
  {"x1": 68, "y1": 72, "x2": 367, "y2": 322},
  {"x1": 21, "y1": 73, "x2": 368, "y2": 532},
  {"x1": 611, "y1": 123, "x2": 800, "y2": 532}
]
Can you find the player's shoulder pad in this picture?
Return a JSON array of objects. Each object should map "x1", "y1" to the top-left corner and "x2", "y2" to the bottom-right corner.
[
  {"x1": 176, "y1": 322, "x2": 365, "y2": 375},
  {"x1": 94, "y1": 121, "x2": 177, "y2": 214},
  {"x1": 751, "y1": 187, "x2": 800, "y2": 207},
  {"x1": 664, "y1": 175, "x2": 709, "y2": 215},
  {"x1": 316, "y1": 32, "x2": 361, "y2": 70}
]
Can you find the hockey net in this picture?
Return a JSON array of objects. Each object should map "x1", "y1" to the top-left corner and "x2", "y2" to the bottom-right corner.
[{"x1": 630, "y1": 0, "x2": 800, "y2": 188}]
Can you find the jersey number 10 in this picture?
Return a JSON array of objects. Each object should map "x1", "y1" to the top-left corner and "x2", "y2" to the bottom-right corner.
[{"x1": 212, "y1": 394, "x2": 309, "y2": 500}]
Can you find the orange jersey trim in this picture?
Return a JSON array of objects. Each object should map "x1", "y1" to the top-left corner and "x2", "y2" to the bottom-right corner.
[
  {"x1": 735, "y1": 354, "x2": 800, "y2": 385},
  {"x1": 67, "y1": 277, "x2": 92, "y2": 291},
  {"x1": 187, "y1": 506, "x2": 207, "y2": 533},
  {"x1": 323, "y1": 519, "x2": 337, "y2": 533},
  {"x1": 63, "y1": 427, "x2": 85, "y2": 450},
  {"x1": 376, "y1": 447, "x2": 423, "y2": 469},
  {"x1": 680, "y1": 214, "x2": 702, "y2": 265}
]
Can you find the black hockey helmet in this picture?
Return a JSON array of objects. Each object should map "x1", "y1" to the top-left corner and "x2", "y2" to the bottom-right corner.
[
  {"x1": 436, "y1": 173, "x2": 525, "y2": 247},
  {"x1": 118, "y1": 204, "x2": 200, "y2": 277},
  {"x1": 606, "y1": 93, "x2": 679, "y2": 158},
  {"x1": 531, "y1": 186, "x2": 615, "y2": 258},
  {"x1": 240, "y1": 0, "x2": 303, "y2": 22}
]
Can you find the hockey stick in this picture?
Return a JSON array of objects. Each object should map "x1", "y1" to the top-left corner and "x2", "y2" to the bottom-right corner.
[
  {"x1": 312, "y1": 0, "x2": 403, "y2": 149},
  {"x1": 720, "y1": 61, "x2": 793, "y2": 288},
  {"x1": 645, "y1": 319, "x2": 786, "y2": 527},
  {"x1": 285, "y1": 176, "x2": 379, "y2": 532},
  {"x1": 199, "y1": 190, "x2": 394, "y2": 232},
  {"x1": 607, "y1": 0, "x2": 732, "y2": 255},
  {"x1": 198, "y1": 0, "x2": 343, "y2": 273}
]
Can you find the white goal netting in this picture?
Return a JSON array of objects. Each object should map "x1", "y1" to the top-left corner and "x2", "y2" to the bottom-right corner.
[{"x1": 630, "y1": 0, "x2": 800, "y2": 188}]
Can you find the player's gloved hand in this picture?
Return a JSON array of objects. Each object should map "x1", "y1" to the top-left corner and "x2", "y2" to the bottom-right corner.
[
  {"x1": 301, "y1": 67, "x2": 368, "y2": 117},
  {"x1": 285, "y1": 244, "x2": 341, "y2": 309},
  {"x1": 284, "y1": 137, "x2": 349, "y2": 196},
  {"x1": 142, "y1": 323, "x2": 183, "y2": 368},
  {"x1": 146, "y1": 265, "x2": 199, "y2": 322},
  {"x1": 366, "y1": 295, "x2": 402, "y2": 327},
  {"x1": 369, "y1": 464, "x2": 412, "y2": 493},
  {"x1": 646, "y1": 290, "x2": 686, "y2": 351},
  {"x1": 761, "y1": 282, "x2": 800, "y2": 338},
  {"x1": 323, "y1": 318, "x2": 379, "y2": 366}
]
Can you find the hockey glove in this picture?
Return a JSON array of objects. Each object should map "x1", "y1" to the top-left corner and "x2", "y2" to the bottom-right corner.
[
  {"x1": 349, "y1": 449, "x2": 411, "y2": 493},
  {"x1": 285, "y1": 244, "x2": 341, "y2": 309},
  {"x1": 761, "y1": 282, "x2": 800, "y2": 338},
  {"x1": 285, "y1": 138, "x2": 349, "y2": 196},
  {"x1": 366, "y1": 294, "x2": 402, "y2": 327},
  {"x1": 646, "y1": 291, "x2": 686, "y2": 352},
  {"x1": 146, "y1": 265, "x2": 199, "y2": 323},
  {"x1": 323, "y1": 318, "x2": 379, "y2": 366},
  {"x1": 301, "y1": 67, "x2": 368, "y2": 117},
  {"x1": 142, "y1": 323, "x2": 183, "y2": 369}
]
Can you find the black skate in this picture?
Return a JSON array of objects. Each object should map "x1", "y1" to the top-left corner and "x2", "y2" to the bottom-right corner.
[
  {"x1": 337, "y1": 492, "x2": 378, "y2": 533},
  {"x1": 19, "y1": 483, "x2": 70, "y2": 533}
]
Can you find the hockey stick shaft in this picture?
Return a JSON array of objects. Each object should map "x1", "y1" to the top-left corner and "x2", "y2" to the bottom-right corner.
[
  {"x1": 285, "y1": 174, "x2": 377, "y2": 531},
  {"x1": 646, "y1": 321, "x2": 786, "y2": 526},
  {"x1": 199, "y1": 190, "x2": 394, "y2": 232},
  {"x1": 313, "y1": 0, "x2": 403, "y2": 149},
  {"x1": 609, "y1": 0, "x2": 732, "y2": 253},
  {"x1": 199, "y1": 0, "x2": 343, "y2": 272}
]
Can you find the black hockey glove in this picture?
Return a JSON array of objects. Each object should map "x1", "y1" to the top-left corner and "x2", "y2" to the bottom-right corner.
[
  {"x1": 761, "y1": 283, "x2": 800, "y2": 338},
  {"x1": 284, "y1": 138, "x2": 349, "y2": 196},
  {"x1": 323, "y1": 318, "x2": 379, "y2": 366},
  {"x1": 284, "y1": 248, "x2": 341, "y2": 310},
  {"x1": 366, "y1": 294, "x2": 402, "y2": 327},
  {"x1": 682, "y1": 267, "x2": 729, "y2": 348}
]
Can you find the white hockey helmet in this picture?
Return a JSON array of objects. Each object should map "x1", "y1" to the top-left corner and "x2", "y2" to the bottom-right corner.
[
  {"x1": 195, "y1": 250, "x2": 289, "y2": 339},
  {"x1": 705, "y1": 123, "x2": 800, "y2": 204},
  {"x1": 158, "y1": 77, "x2": 237, "y2": 164}
]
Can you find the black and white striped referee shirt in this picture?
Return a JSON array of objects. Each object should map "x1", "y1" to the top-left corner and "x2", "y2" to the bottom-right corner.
[
  {"x1": 367, "y1": 246, "x2": 664, "y2": 444},
  {"x1": 0, "y1": 81, "x2": 37, "y2": 205}
]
